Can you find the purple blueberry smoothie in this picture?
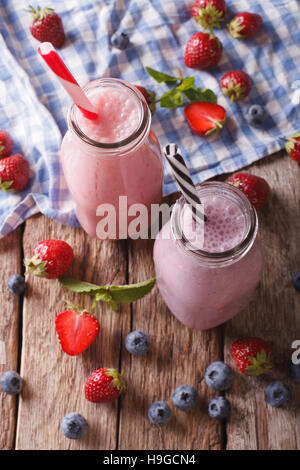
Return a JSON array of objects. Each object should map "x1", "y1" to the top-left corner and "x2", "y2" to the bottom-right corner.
[{"x1": 154, "y1": 182, "x2": 264, "y2": 329}]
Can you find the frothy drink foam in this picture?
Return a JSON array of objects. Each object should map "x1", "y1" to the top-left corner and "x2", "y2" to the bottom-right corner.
[
  {"x1": 182, "y1": 195, "x2": 246, "y2": 253},
  {"x1": 76, "y1": 86, "x2": 141, "y2": 143}
]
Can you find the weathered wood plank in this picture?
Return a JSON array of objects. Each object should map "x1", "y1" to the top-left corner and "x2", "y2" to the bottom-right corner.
[
  {"x1": 225, "y1": 151, "x2": 300, "y2": 450},
  {"x1": 0, "y1": 228, "x2": 22, "y2": 450},
  {"x1": 118, "y1": 195, "x2": 223, "y2": 450},
  {"x1": 16, "y1": 215, "x2": 129, "y2": 450}
]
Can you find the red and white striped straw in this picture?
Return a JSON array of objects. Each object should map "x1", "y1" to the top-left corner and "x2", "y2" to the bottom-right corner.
[{"x1": 38, "y1": 42, "x2": 98, "y2": 120}]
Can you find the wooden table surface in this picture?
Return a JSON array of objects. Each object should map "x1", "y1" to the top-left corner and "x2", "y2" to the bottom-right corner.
[{"x1": 0, "y1": 148, "x2": 299, "y2": 450}]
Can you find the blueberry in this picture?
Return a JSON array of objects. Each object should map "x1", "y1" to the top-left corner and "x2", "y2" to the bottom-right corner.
[
  {"x1": 205, "y1": 361, "x2": 233, "y2": 391},
  {"x1": 290, "y1": 362, "x2": 300, "y2": 383},
  {"x1": 111, "y1": 32, "x2": 129, "y2": 50},
  {"x1": 61, "y1": 412, "x2": 88, "y2": 439},
  {"x1": 148, "y1": 401, "x2": 171, "y2": 425},
  {"x1": 0, "y1": 370, "x2": 23, "y2": 395},
  {"x1": 244, "y1": 104, "x2": 266, "y2": 128},
  {"x1": 208, "y1": 396, "x2": 231, "y2": 420},
  {"x1": 265, "y1": 381, "x2": 291, "y2": 408},
  {"x1": 171, "y1": 385, "x2": 198, "y2": 411},
  {"x1": 125, "y1": 330, "x2": 150, "y2": 356},
  {"x1": 293, "y1": 271, "x2": 300, "y2": 292},
  {"x1": 7, "y1": 274, "x2": 26, "y2": 295}
]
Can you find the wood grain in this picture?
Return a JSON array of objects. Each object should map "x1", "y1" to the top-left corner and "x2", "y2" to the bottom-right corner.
[
  {"x1": 15, "y1": 215, "x2": 129, "y2": 450},
  {"x1": 1, "y1": 150, "x2": 299, "y2": 449},
  {"x1": 118, "y1": 195, "x2": 223, "y2": 450},
  {"x1": 225, "y1": 151, "x2": 300, "y2": 450},
  {"x1": 0, "y1": 228, "x2": 22, "y2": 450}
]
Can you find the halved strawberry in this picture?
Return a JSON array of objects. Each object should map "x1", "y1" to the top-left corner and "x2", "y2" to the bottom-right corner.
[
  {"x1": 184, "y1": 102, "x2": 226, "y2": 137},
  {"x1": 55, "y1": 307, "x2": 100, "y2": 356}
]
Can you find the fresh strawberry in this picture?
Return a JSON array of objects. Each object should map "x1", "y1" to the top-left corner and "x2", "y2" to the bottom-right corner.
[
  {"x1": 184, "y1": 102, "x2": 226, "y2": 137},
  {"x1": 220, "y1": 70, "x2": 251, "y2": 103},
  {"x1": 228, "y1": 172, "x2": 270, "y2": 210},
  {"x1": 27, "y1": 5, "x2": 65, "y2": 48},
  {"x1": 0, "y1": 131, "x2": 13, "y2": 158},
  {"x1": 85, "y1": 368, "x2": 126, "y2": 403},
  {"x1": 134, "y1": 85, "x2": 156, "y2": 115},
  {"x1": 282, "y1": 132, "x2": 300, "y2": 162},
  {"x1": 228, "y1": 12, "x2": 263, "y2": 39},
  {"x1": 25, "y1": 239, "x2": 74, "y2": 279},
  {"x1": 192, "y1": 0, "x2": 226, "y2": 30},
  {"x1": 0, "y1": 154, "x2": 29, "y2": 192},
  {"x1": 184, "y1": 32, "x2": 222, "y2": 69},
  {"x1": 231, "y1": 337, "x2": 272, "y2": 376},
  {"x1": 55, "y1": 306, "x2": 100, "y2": 356}
]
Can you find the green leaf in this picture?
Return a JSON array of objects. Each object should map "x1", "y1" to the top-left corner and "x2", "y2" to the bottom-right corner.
[
  {"x1": 160, "y1": 89, "x2": 183, "y2": 108},
  {"x1": 183, "y1": 87, "x2": 217, "y2": 103},
  {"x1": 93, "y1": 292, "x2": 118, "y2": 311},
  {"x1": 176, "y1": 77, "x2": 195, "y2": 91},
  {"x1": 59, "y1": 277, "x2": 106, "y2": 294},
  {"x1": 59, "y1": 276, "x2": 156, "y2": 310},
  {"x1": 108, "y1": 277, "x2": 156, "y2": 303},
  {"x1": 145, "y1": 67, "x2": 179, "y2": 84}
]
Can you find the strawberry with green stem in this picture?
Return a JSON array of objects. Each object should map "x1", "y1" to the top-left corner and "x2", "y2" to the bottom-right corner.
[
  {"x1": 281, "y1": 132, "x2": 300, "y2": 163},
  {"x1": 0, "y1": 154, "x2": 29, "y2": 192},
  {"x1": 228, "y1": 12, "x2": 263, "y2": 40},
  {"x1": 231, "y1": 337, "x2": 272, "y2": 376},
  {"x1": 25, "y1": 239, "x2": 74, "y2": 279},
  {"x1": 26, "y1": 5, "x2": 65, "y2": 48},
  {"x1": 220, "y1": 70, "x2": 252, "y2": 104},
  {"x1": 85, "y1": 368, "x2": 126, "y2": 403},
  {"x1": 192, "y1": 0, "x2": 226, "y2": 31}
]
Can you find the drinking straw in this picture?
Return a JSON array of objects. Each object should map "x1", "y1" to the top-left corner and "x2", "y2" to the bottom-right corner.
[
  {"x1": 164, "y1": 143, "x2": 206, "y2": 223},
  {"x1": 38, "y1": 42, "x2": 98, "y2": 120}
]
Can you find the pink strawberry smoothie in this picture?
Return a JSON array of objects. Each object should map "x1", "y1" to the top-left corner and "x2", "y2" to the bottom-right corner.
[
  {"x1": 154, "y1": 182, "x2": 264, "y2": 330},
  {"x1": 60, "y1": 79, "x2": 163, "y2": 238}
]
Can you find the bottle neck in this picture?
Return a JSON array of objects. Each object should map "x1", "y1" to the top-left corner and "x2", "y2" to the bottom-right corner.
[
  {"x1": 67, "y1": 78, "x2": 151, "y2": 156},
  {"x1": 171, "y1": 182, "x2": 258, "y2": 267}
]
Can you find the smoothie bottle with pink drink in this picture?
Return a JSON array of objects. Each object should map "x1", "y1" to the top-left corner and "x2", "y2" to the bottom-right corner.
[
  {"x1": 60, "y1": 78, "x2": 163, "y2": 238},
  {"x1": 153, "y1": 182, "x2": 264, "y2": 330}
]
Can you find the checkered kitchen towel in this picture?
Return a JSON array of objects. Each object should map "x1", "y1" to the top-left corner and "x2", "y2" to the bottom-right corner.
[{"x1": 0, "y1": 0, "x2": 299, "y2": 237}]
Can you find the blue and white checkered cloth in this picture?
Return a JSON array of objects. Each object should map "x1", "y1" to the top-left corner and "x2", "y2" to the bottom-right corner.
[{"x1": 0, "y1": 0, "x2": 299, "y2": 237}]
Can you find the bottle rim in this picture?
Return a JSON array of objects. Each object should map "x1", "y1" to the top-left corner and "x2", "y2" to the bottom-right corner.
[
  {"x1": 170, "y1": 181, "x2": 258, "y2": 266},
  {"x1": 67, "y1": 78, "x2": 151, "y2": 154}
]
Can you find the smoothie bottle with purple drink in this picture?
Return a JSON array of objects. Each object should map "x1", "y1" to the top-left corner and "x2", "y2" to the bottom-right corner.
[
  {"x1": 60, "y1": 78, "x2": 163, "y2": 238},
  {"x1": 153, "y1": 182, "x2": 264, "y2": 330}
]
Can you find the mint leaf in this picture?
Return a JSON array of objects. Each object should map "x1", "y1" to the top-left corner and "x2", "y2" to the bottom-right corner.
[
  {"x1": 109, "y1": 277, "x2": 156, "y2": 303},
  {"x1": 183, "y1": 87, "x2": 217, "y2": 103},
  {"x1": 160, "y1": 89, "x2": 183, "y2": 108},
  {"x1": 176, "y1": 77, "x2": 195, "y2": 91},
  {"x1": 145, "y1": 67, "x2": 179, "y2": 84},
  {"x1": 59, "y1": 276, "x2": 156, "y2": 310},
  {"x1": 59, "y1": 277, "x2": 105, "y2": 294}
]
